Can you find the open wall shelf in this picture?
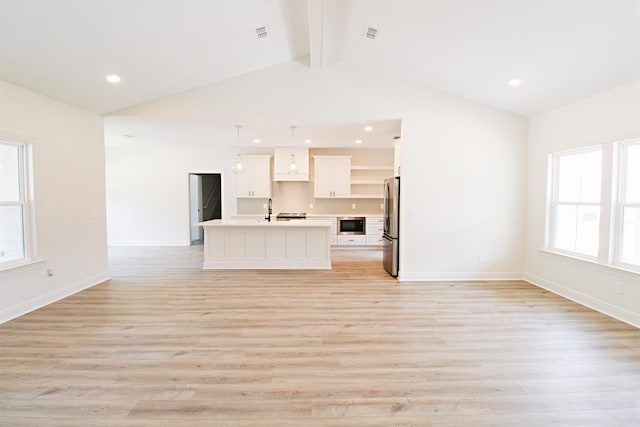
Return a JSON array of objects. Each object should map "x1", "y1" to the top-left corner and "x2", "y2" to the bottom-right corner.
[{"x1": 350, "y1": 164, "x2": 393, "y2": 199}]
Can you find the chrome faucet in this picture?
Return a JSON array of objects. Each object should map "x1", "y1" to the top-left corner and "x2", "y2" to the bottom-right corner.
[{"x1": 265, "y1": 198, "x2": 272, "y2": 222}]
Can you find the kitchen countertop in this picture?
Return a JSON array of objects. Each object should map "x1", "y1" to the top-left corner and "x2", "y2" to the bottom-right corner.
[
  {"x1": 199, "y1": 219, "x2": 333, "y2": 227},
  {"x1": 231, "y1": 214, "x2": 382, "y2": 219},
  {"x1": 307, "y1": 214, "x2": 383, "y2": 218}
]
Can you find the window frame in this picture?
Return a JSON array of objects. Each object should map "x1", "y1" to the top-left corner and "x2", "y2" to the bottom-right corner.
[
  {"x1": 614, "y1": 139, "x2": 640, "y2": 270},
  {"x1": 546, "y1": 139, "x2": 639, "y2": 274},
  {"x1": 0, "y1": 138, "x2": 34, "y2": 269},
  {"x1": 547, "y1": 145, "x2": 603, "y2": 261}
]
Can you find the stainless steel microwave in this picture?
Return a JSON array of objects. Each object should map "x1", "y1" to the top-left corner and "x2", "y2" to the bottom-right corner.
[{"x1": 337, "y1": 217, "x2": 366, "y2": 235}]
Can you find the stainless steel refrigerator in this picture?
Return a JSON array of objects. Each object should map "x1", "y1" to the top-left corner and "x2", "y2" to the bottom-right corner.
[{"x1": 383, "y1": 177, "x2": 400, "y2": 277}]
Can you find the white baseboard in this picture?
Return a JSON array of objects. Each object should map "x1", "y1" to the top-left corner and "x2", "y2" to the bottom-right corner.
[
  {"x1": 203, "y1": 261, "x2": 331, "y2": 270},
  {"x1": 108, "y1": 240, "x2": 188, "y2": 246},
  {"x1": 0, "y1": 271, "x2": 110, "y2": 324},
  {"x1": 397, "y1": 271, "x2": 523, "y2": 282},
  {"x1": 524, "y1": 272, "x2": 639, "y2": 328}
]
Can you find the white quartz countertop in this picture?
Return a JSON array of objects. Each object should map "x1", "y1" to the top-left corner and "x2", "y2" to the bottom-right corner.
[
  {"x1": 199, "y1": 219, "x2": 333, "y2": 227},
  {"x1": 307, "y1": 214, "x2": 382, "y2": 218},
  {"x1": 231, "y1": 214, "x2": 382, "y2": 218}
]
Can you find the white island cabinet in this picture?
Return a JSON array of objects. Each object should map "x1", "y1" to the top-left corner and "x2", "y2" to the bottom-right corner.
[{"x1": 199, "y1": 219, "x2": 332, "y2": 269}]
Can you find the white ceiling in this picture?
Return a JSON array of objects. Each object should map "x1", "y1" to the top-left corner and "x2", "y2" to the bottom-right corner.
[
  {"x1": 104, "y1": 116, "x2": 401, "y2": 150},
  {"x1": 1, "y1": 0, "x2": 637, "y2": 118}
]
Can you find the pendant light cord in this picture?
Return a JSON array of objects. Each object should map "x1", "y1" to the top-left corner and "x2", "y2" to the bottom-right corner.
[
  {"x1": 232, "y1": 125, "x2": 244, "y2": 174},
  {"x1": 289, "y1": 125, "x2": 297, "y2": 173}
]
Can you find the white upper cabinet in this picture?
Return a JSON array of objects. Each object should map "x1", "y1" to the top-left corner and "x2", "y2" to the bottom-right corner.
[
  {"x1": 313, "y1": 156, "x2": 351, "y2": 198},
  {"x1": 313, "y1": 157, "x2": 333, "y2": 197},
  {"x1": 393, "y1": 139, "x2": 401, "y2": 177},
  {"x1": 332, "y1": 158, "x2": 351, "y2": 197},
  {"x1": 234, "y1": 155, "x2": 272, "y2": 198},
  {"x1": 273, "y1": 147, "x2": 309, "y2": 181}
]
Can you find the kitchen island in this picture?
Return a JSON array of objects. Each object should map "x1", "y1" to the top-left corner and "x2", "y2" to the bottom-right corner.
[{"x1": 199, "y1": 219, "x2": 332, "y2": 269}]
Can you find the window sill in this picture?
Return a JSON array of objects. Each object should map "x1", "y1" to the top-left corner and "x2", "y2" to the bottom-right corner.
[
  {"x1": 0, "y1": 258, "x2": 46, "y2": 275},
  {"x1": 539, "y1": 249, "x2": 639, "y2": 279}
]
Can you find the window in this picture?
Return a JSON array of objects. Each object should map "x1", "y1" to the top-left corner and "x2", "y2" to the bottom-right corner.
[
  {"x1": 547, "y1": 138, "x2": 640, "y2": 272},
  {"x1": 617, "y1": 140, "x2": 640, "y2": 268},
  {"x1": 549, "y1": 147, "x2": 602, "y2": 258},
  {"x1": 0, "y1": 139, "x2": 33, "y2": 267}
]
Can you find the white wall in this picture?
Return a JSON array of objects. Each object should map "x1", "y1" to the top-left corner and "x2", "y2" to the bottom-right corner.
[
  {"x1": 0, "y1": 80, "x2": 108, "y2": 323},
  {"x1": 400, "y1": 105, "x2": 527, "y2": 280},
  {"x1": 107, "y1": 60, "x2": 528, "y2": 280},
  {"x1": 524, "y1": 81, "x2": 640, "y2": 327},
  {"x1": 105, "y1": 117, "x2": 239, "y2": 245}
]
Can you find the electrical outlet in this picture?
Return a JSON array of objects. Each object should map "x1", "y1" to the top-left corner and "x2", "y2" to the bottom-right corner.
[
  {"x1": 478, "y1": 255, "x2": 485, "y2": 264},
  {"x1": 309, "y1": 203, "x2": 314, "y2": 209},
  {"x1": 615, "y1": 282, "x2": 624, "y2": 295},
  {"x1": 263, "y1": 203, "x2": 267, "y2": 209},
  {"x1": 352, "y1": 203, "x2": 356, "y2": 209},
  {"x1": 380, "y1": 203, "x2": 384, "y2": 209}
]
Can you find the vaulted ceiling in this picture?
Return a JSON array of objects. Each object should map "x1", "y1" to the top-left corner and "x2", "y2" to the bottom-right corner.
[{"x1": 1, "y1": 0, "x2": 638, "y2": 117}]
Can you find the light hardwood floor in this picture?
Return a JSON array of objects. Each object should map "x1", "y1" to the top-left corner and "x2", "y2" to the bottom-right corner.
[{"x1": 1, "y1": 246, "x2": 638, "y2": 426}]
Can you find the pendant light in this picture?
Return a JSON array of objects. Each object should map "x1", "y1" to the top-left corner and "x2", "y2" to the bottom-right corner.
[
  {"x1": 288, "y1": 125, "x2": 298, "y2": 174},
  {"x1": 232, "y1": 125, "x2": 245, "y2": 175}
]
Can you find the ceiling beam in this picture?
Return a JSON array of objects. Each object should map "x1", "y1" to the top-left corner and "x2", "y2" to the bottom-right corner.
[{"x1": 308, "y1": 0, "x2": 325, "y2": 68}]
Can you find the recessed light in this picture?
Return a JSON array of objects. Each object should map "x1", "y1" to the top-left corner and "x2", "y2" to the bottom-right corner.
[
  {"x1": 355, "y1": 139, "x2": 363, "y2": 144},
  {"x1": 106, "y1": 74, "x2": 121, "y2": 84},
  {"x1": 304, "y1": 139, "x2": 311, "y2": 144},
  {"x1": 364, "y1": 126, "x2": 373, "y2": 132},
  {"x1": 508, "y1": 78, "x2": 522, "y2": 87},
  {"x1": 123, "y1": 134, "x2": 135, "y2": 138},
  {"x1": 253, "y1": 138, "x2": 261, "y2": 144}
]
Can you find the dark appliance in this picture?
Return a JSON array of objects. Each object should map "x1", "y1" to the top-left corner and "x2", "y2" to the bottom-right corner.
[
  {"x1": 383, "y1": 177, "x2": 400, "y2": 277},
  {"x1": 337, "y1": 217, "x2": 366, "y2": 235},
  {"x1": 276, "y1": 212, "x2": 307, "y2": 220}
]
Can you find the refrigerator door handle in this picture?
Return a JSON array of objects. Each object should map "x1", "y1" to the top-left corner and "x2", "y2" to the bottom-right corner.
[{"x1": 383, "y1": 181, "x2": 390, "y2": 234}]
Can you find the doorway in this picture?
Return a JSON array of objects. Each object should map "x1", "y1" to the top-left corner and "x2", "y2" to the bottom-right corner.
[{"x1": 189, "y1": 173, "x2": 221, "y2": 244}]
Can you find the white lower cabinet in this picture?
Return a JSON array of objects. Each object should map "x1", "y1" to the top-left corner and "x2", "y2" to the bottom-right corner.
[
  {"x1": 200, "y1": 220, "x2": 332, "y2": 269},
  {"x1": 365, "y1": 216, "x2": 384, "y2": 246},
  {"x1": 304, "y1": 215, "x2": 383, "y2": 247},
  {"x1": 366, "y1": 236, "x2": 384, "y2": 245},
  {"x1": 338, "y1": 235, "x2": 366, "y2": 245}
]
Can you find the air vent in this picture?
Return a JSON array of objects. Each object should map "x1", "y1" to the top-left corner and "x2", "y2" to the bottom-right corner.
[
  {"x1": 365, "y1": 27, "x2": 378, "y2": 40},
  {"x1": 255, "y1": 26, "x2": 268, "y2": 39}
]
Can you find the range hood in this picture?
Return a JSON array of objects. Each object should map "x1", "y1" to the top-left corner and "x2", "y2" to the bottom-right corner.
[{"x1": 273, "y1": 147, "x2": 309, "y2": 181}]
